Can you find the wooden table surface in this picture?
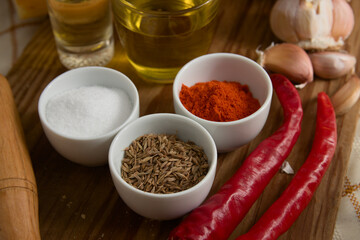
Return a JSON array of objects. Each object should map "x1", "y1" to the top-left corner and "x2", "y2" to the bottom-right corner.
[{"x1": 6, "y1": 0, "x2": 360, "y2": 239}]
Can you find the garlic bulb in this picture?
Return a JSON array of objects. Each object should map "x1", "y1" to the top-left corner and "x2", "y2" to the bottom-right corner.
[
  {"x1": 309, "y1": 51, "x2": 356, "y2": 79},
  {"x1": 270, "y1": 0, "x2": 354, "y2": 50},
  {"x1": 331, "y1": 74, "x2": 360, "y2": 115},
  {"x1": 258, "y1": 43, "x2": 313, "y2": 84}
]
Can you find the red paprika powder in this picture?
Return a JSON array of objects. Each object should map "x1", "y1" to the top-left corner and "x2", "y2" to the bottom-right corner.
[{"x1": 179, "y1": 80, "x2": 260, "y2": 122}]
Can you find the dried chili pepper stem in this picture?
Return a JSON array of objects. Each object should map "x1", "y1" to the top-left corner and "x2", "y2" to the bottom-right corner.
[
  {"x1": 236, "y1": 92, "x2": 337, "y2": 240},
  {"x1": 168, "y1": 74, "x2": 303, "y2": 240}
]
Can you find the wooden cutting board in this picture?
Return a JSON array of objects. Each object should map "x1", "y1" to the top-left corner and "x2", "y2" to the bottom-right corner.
[{"x1": 5, "y1": 0, "x2": 360, "y2": 239}]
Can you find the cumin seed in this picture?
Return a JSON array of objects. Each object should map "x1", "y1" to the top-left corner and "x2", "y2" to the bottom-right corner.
[{"x1": 120, "y1": 134, "x2": 209, "y2": 194}]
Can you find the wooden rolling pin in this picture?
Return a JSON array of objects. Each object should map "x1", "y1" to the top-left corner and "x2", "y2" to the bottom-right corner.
[{"x1": 0, "y1": 74, "x2": 41, "y2": 239}]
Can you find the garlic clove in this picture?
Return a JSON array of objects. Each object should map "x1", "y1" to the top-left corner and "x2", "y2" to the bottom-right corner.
[
  {"x1": 270, "y1": 0, "x2": 299, "y2": 43},
  {"x1": 331, "y1": 0, "x2": 354, "y2": 41},
  {"x1": 331, "y1": 74, "x2": 360, "y2": 115},
  {"x1": 258, "y1": 43, "x2": 314, "y2": 84},
  {"x1": 309, "y1": 51, "x2": 356, "y2": 79}
]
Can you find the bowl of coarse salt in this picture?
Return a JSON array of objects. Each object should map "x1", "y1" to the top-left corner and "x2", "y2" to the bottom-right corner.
[
  {"x1": 108, "y1": 113, "x2": 217, "y2": 220},
  {"x1": 173, "y1": 53, "x2": 273, "y2": 152},
  {"x1": 38, "y1": 67, "x2": 139, "y2": 166}
]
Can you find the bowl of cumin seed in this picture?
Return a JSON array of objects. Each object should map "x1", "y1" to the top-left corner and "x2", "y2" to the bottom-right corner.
[{"x1": 108, "y1": 113, "x2": 217, "y2": 220}]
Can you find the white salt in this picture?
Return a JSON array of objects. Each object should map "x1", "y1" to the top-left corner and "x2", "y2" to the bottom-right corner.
[{"x1": 45, "y1": 85, "x2": 132, "y2": 138}]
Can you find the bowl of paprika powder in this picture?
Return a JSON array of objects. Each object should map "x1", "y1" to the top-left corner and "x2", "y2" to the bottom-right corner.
[{"x1": 173, "y1": 53, "x2": 273, "y2": 152}]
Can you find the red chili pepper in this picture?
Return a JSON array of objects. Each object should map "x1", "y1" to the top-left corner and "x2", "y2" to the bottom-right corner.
[
  {"x1": 236, "y1": 92, "x2": 337, "y2": 240},
  {"x1": 168, "y1": 74, "x2": 303, "y2": 240}
]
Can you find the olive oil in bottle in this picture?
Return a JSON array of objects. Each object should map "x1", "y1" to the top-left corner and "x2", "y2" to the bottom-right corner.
[{"x1": 112, "y1": 0, "x2": 219, "y2": 83}]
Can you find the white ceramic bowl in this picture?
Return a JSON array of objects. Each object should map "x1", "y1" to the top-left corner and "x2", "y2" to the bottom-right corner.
[
  {"x1": 38, "y1": 67, "x2": 140, "y2": 166},
  {"x1": 108, "y1": 113, "x2": 217, "y2": 220},
  {"x1": 173, "y1": 53, "x2": 273, "y2": 152}
]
